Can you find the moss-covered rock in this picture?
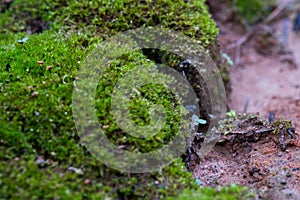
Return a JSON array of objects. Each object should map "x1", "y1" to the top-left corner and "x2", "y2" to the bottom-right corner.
[{"x1": 0, "y1": 0, "x2": 236, "y2": 199}]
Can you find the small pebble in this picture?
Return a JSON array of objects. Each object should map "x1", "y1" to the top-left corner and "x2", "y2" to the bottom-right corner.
[
  {"x1": 35, "y1": 156, "x2": 46, "y2": 166},
  {"x1": 5, "y1": 64, "x2": 11, "y2": 71},
  {"x1": 103, "y1": 125, "x2": 110, "y2": 129},
  {"x1": 292, "y1": 168, "x2": 299, "y2": 172},
  {"x1": 46, "y1": 66, "x2": 53, "y2": 71},
  {"x1": 179, "y1": 59, "x2": 192, "y2": 68},
  {"x1": 195, "y1": 179, "x2": 202, "y2": 185},
  {"x1": 67, "y1": 166, "x2": 84, "y2": 175},
  {"x1": 31, "y1": 91, "x2": 38, "y2": 97},
  {"x1": 117, "y1": 145, "x2": 126, "y2": 150},
  {"x1": 268, "y1": 111, "x2": 275, "y2": 123}
]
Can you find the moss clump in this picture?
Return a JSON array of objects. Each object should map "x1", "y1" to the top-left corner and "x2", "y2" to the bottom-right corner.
[{"x1": 0, "y1": 0, "x2": 218, "y2": 46}]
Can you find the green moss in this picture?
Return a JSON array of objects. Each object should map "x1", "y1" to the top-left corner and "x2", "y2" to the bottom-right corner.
[
  {"x1": 168, "y1": 184, "x2": 257, "y2": 200},
  {"x1": 0, "y1": 0, "x2": 218, "y2": 47},
  {"x1": 230, "y1": 0, "x2": 276, "y2": 24}
]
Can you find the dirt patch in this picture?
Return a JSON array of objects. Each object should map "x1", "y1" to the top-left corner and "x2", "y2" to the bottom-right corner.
[
  {"x1": 215, "y1": 0, "x2": 300, "y2": 130},
  {"x1": 25, "y1": 16, "x2": 49, "y2": 34},
  {"x1": 190, "y1": 1, "x2": 300, "y2": 199},
  {"x1": 194, "y1": 134, "x2": 300, "y2": 199},
  {"x1": 190, "y1": 114, "x2": 300, "y2": 199}
]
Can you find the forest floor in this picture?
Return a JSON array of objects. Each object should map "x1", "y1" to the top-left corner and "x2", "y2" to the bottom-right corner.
[
  {"x1": 1, "y1": 0, "x2": 299, "y2": 199},
  {"x1": 191, "y1": 1, "x2": 300, "y2": 199}
]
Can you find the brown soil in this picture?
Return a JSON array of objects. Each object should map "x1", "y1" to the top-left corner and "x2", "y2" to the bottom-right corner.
[
  {"x1": 191, "y1": 114, "x2": 300, "y2": 199},
  {"x1": 191, "y1": 1, "x2": 300, "y2": 199}
]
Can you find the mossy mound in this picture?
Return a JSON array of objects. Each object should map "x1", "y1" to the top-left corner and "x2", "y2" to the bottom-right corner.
[{"x1": 0, "y1": 0, "x2": 242, "y2": 199}]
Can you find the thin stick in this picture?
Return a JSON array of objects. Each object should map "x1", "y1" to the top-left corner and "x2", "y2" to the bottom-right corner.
[
  {"x1": 235, "y1": 43, "x2": 241, "y2": 65},
  {"x1": 227, "y1": 1, "x2": 291, "y2": 49}
]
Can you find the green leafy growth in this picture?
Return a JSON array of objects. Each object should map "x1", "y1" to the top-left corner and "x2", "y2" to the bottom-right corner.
[
  {"x1": 231, "y1": 0, "x2": 276, "y2": 24},
  {"x1": 168, "y1": 184, "x2": 257, "y2": 200},
  {"x1": 0, "y1": 0, "x2": 218, "y2": 47}
]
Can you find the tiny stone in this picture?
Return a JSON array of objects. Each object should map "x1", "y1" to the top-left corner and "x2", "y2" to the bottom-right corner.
[
  {"x1": 253, "y1": 166, "x2": 260, "y2": 173},
  {"x1": 31, "y1": 91, "x2": 38, "y2": 97},
  {"x1": 103, "y1": 125, "x2": 110, "y2": 129},
  {"x1": 5, "y1": 64, "x2": 11, "y2": 71},
  {"x1": 292, "y1": 168, "x2": 299, "y2": 172},
  {"x1": 46, "y1": 66, "x2": 53, "y2": 71},
  {"x1": 35, "y1": 156, "x2": 46, "y2": 165},
  {"x1": 67, "y1": 166, "x2": 84, "y2": 175},
  {"x1": 268, "y1": 112, "x2": 275, "y2": 123}
]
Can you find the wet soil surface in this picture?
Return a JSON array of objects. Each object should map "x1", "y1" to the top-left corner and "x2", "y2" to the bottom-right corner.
[{"x1": 191, "y1": 1, "x2": 300, "y2": 199}]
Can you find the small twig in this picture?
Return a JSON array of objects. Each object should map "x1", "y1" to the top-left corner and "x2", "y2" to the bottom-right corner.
[
  {"x1": 226, "y1": 1, "x2": 292, "y2": 65},
  {"x1": 235, "y1": 44, "x2": 241, "y2": 66},
  {"x1": 228, "y1": 0, "x2": 291, "y2": 49},
  {"x1": 243, "y1": 99, "x2": 249, "y2": 113},
  {"x1": 263, "y1": 0, "x2": 292, "y2": 24},
  {"x1": 227, "y1": 29, "x2": 255, "y2": 49}
]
